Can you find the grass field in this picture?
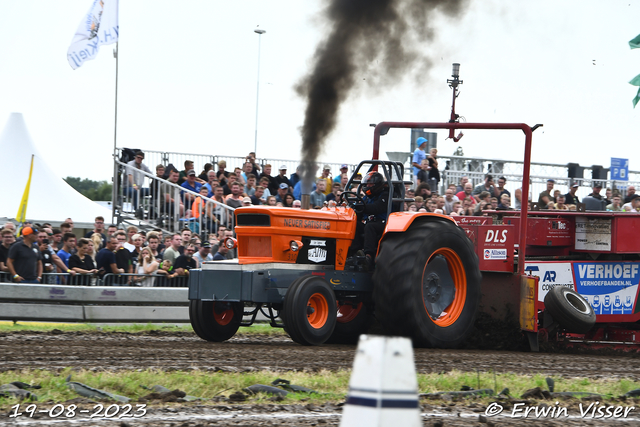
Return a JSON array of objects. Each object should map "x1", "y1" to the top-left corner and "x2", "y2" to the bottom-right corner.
[{"x1": 1, "y1": 367, "x2": 639, "y2": 409}]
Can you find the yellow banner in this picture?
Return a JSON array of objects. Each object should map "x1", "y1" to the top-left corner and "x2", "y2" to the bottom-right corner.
[{"x1": 16, "y1": 155, "x2": 34, "y2": 223}]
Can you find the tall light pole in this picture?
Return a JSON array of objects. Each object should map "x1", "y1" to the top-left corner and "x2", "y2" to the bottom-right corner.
[{"x1": 253, "y1": 28, "x2": 266, "y2": 155}]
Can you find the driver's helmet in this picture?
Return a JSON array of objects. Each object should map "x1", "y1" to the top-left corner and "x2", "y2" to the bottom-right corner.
[{"x1": 362, "y1": 171, "x2": 388, "y2": 196}]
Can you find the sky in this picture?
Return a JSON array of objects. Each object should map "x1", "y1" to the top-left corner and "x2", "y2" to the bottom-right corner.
[{"x1": 0, "y1": 0, "x2": 639, "y2": 182}]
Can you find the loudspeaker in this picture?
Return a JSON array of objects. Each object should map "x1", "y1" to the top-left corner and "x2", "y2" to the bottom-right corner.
[
  {"x1": 567, "y1": 163, "x2": 584, "y2": 178},
  {"x1": 591, "y1": 165, "x2": 609, "y2": 180}
]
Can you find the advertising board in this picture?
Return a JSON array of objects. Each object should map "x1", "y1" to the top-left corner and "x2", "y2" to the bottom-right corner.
[{"x1": 524, "y1": 261, "x2": 639, "y2": 315}]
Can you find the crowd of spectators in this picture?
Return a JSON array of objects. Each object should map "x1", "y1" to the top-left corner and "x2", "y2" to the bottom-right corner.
[
  {"x1": 126, "y1": 149, "x2": 638, "y2": 229},
  {"x1": 3, "y1": 149, "x2": 635, "y2": 286},
  {"x1": 125, "y1": 151, "x2": 360, "y2": 232},
  {"x1": 0, "y1": 216, "x2": 236, "y2": 287}
]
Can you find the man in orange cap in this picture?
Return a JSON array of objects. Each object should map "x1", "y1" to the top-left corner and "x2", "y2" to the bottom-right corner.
[{"x1": 7, "y1": 226, "x2": 42, "y2": 283}]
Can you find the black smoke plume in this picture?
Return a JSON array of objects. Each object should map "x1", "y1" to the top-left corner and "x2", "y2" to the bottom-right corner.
[{"x1": 296, "y1": 0, "x2": 468, "y2": 188}]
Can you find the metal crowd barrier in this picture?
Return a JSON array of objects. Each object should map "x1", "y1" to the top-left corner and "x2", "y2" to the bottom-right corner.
[
  {"x1": 36, "y1": 272, "x2": 190, "y2": 288},
  {"x1": 0, "y1": 282, "x2": 189, "y2": 323},
  {"x1": 113, "y1": 157, "x2": 235, "y2": 236},
  {"x1": 102, "y1": 273, "x2": 189, "y2": 288}
]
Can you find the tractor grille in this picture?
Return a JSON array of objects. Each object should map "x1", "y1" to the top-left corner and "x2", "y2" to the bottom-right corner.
[
  {"x1": 239, "y1": 236, "x2": 272, "y2": 258},
  {"x1": 236, "y1": 213, "x2": 271, "y2": 226}
]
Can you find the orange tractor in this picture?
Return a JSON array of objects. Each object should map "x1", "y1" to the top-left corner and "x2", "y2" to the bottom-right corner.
[
  {"x1": 189, "y1": 156, "x2": 484, "y2": 347},
  {"x1": 190, "y1": 66, "x2": 640, "y2": 351}
]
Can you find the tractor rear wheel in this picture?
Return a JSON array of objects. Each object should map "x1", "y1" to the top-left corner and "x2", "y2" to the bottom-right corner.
[
  {"x1": 282, "y1": 276, "x2": 337, "y2": 345},
  {"x1": 189, "y1": 299, "x2": 243, "y2": 342},
  {"x1": 373, "y1": 220, "x2": 481, "y2": 348},
  {"x1": 544, "y1": 286, "x2": 595, "y2": 334},
  {"x1": 325, "y1": 301, "x2": 371, "y2": 344}
]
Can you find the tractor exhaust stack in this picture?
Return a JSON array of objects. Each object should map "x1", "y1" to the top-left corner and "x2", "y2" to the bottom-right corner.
[{"x1": 301, "y1": 194, "x2": 310, "y2": 210}]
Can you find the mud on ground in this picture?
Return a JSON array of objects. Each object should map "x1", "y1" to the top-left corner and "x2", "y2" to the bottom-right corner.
[{"x1": 3, "y1": 329, "x2": 640, "y2": 426}]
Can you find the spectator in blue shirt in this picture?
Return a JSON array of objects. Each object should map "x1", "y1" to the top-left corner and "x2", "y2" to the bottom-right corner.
[
  {"x1": 181, "y1": 170, "x2": 202, "y2": 207},
  {"x1": 411, "y1": 137, "x2": 428, "y2": 188},
  {"x1": 57, "y1": 233, "x2": 77, "y2": 268}
]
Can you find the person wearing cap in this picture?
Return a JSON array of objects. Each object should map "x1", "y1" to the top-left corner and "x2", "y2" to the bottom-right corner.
[
  {"x1": 193, "y1": 241, "x2": 213, "y2": 264},
  {"x1": 538, "y1": 179, "x2": 555, "y2": 208},
  {"x1": 582, "y1": 183, "x2": 606, "y2": 211},
  {"x1": 318, "y1": 165, "x2": 333, "y2": 196},
  {"x1": 275, "y1": 165, "x2": 293, "y2": 190},
  {"x1": 275, "y1": 182, "x2": 291, "y2": 204},
  {"x1": 178, "y1": 160, "x2": 197, "y2": 185},
  {"x1": 564, "y1": 182, "x2": 580, "y2": 205},
  {"x1": 7, "y1": 227, "x2": 42, "y2": 283},
  {"x1": 180, "y1": 169, "x2": 203, "y2": 206},
  {"x1": 412, "y1": 137, "x2": 428, "y2": 188},
  {"x1": 588, "y1": 182, "x2": 604, "y2": 201},
  {"x1": 334, "y1": 164, "x2": 349, "y2": 183},
  {"x1": 242, "y1": 196, "x2": 253, "y2": 207}
]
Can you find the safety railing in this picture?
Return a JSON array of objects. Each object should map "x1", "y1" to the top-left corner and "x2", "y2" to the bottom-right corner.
[
  {"x1": 20, "y1": 272, "x2": 191, "y2": 288},
  {"x1": 113, "y1": 157, "x2": 235, "y2": 236},
  {"x1": 115, "y1": 148, "x2": 354, "y2": 185},
  {"x1": 102, "y1": 273, "x2": 189, "y2": 288},
  {"x1": 114, "y1": 148, "x2": 640, "y2": 211}
]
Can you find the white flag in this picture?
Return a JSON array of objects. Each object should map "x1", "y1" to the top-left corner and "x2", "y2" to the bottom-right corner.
[{"x1": 67, "y1": 0, "x2": 119, "y2": 70}]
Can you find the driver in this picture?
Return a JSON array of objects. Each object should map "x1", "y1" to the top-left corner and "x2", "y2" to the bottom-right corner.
[{"x1": 351, "y1": 171, "x2": 390, "y2": 269}]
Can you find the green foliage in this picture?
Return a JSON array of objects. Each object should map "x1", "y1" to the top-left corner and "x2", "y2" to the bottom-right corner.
[{"x1": 64, "y1": 176, "x2": 112, "y2": 201}]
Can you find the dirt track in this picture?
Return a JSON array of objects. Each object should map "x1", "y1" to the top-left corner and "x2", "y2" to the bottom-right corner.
[
  {"x1": 3, "y1": 330, "x2": 640, "y2": 426},
  {"x1": 3, "y1": 330, "x2": 640, "y2": 379}
]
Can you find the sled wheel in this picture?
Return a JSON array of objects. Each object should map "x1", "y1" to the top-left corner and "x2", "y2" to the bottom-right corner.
[
  {"x1": 544, "y1": 286, "x2": 595, "y2": 334},
  {"x1": 189, "y1": 299, "x2": 243, "y2": 342},
  {"x1": 373, "y1": 220, "x2": 482, "y2": 348},
  {"x1": 282, "y1": 275, "x2": 337, "y2": 345},
  {"x1": 325, "y1": 301, "x2": 371, "y2": 344}
]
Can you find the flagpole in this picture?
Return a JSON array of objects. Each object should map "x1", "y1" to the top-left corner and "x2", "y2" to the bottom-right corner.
[
  {"x1": 113, "y1": 42, "x2": 119, "y2": 154},
  {"x1": 112, "y1": 42, "x2": 119, "y2": 223}
]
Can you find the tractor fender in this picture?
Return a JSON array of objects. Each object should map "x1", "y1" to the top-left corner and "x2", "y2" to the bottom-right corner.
[{"x1": 377, "y1": 212, "x2": 458, "y2": 255}]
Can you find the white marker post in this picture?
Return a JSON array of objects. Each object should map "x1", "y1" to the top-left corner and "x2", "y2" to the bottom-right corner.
[{"x1": 340, "y1": 335, "x2": 421, "y2": 427}]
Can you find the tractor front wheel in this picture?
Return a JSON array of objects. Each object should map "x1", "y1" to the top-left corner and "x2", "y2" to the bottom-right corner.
[
  {"x1": 282, "y1": 276, "x2": 337, "y2": 345},
  {"x1": 189, "y1": 300, "x2": 243, "y2": 342},
  {"x1": 373, "y1": 220, "x2": 481, "y2": 348}
]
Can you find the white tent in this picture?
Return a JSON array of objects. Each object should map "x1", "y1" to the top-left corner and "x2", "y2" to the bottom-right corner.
[{"x1": 0, "y1": 113, "x2": 113, "y2": 227}]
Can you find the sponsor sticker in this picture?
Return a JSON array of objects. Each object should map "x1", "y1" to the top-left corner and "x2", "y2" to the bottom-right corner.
[
  {"x1": 483, "y1": 249, "x2": 507, "y2": 260},
  {"x1": 308, "y1": 247, "x2": 327, "y2": 263},
  {"x1": 575, "y1": 217, "x2": 611, "y2": 251},
  {"x1": 574, "y1": 262, "x2": 639, "y2": 315},
  {"x1": 524, "y1": 262, "x2": 575, "y2": 302}
]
